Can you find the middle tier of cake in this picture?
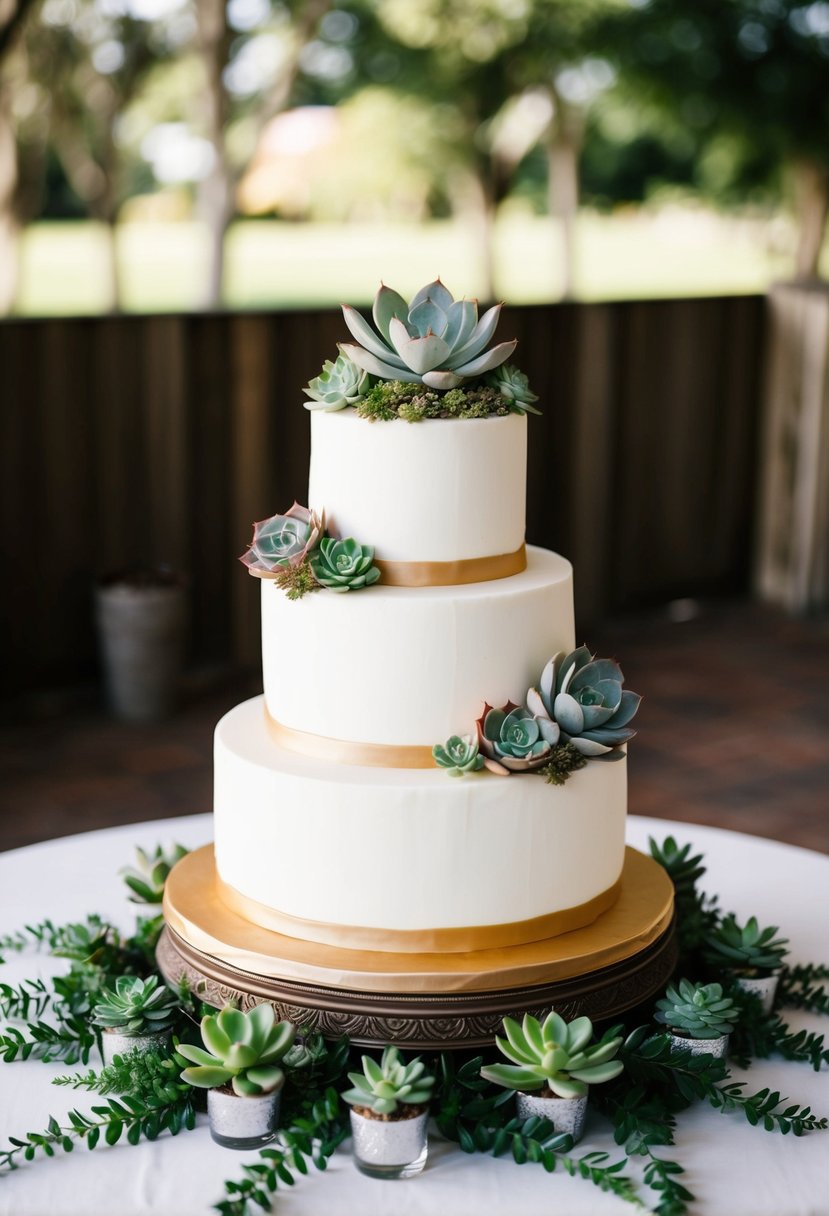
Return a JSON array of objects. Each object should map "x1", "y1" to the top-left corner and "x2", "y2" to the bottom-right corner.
[
  {"x1": 261, "y1": 545, "x2": 574, "y2": 751},
  {"x1": 214, "y1": 696, "x2": 627, "y2": 954}
]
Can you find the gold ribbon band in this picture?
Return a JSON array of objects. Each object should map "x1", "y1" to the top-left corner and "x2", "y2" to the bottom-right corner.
[
  {"x1": 215, "y1": 873, "x2": 623, "y2": 955},
  {"x1": 374, "y1": 544, "x2": 527, "y2": 588},
  {"x1": 265, "y1": 708, "x2": 436, "y2": 769}
]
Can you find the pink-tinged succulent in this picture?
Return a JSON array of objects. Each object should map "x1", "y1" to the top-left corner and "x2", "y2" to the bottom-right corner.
[
  {"x1": 476, "y1": 701, "x2": 559, "y2": 775},
  {"x1": 240, "y1": 503, "x2": 324, "y2": 575}
]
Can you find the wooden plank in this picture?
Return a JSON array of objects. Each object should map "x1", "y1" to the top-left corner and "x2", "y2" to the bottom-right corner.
[{"x1": 143, "y1": 316, "x2": 189, "y2": 573}]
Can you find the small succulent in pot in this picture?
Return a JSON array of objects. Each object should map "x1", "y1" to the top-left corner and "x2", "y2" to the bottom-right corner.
[
  {"x1": 240, "y1": 503, "x2": 324, "y2": 575},
  {"x1": 704, "y1": 915, "x2": 789, "y2": 1013},
  {"x1": 480, "y1": 1013, "x2": 624, "y2": 1144},
  {"x1": 310, "y1": 536, "x2": 381, "y2": 591},
  {"x1": 91, "y1": 975, "x2": 180, "y2": 1065},
  {"x1": 178, "y1": 1004, "x2": 296, "y2": 1149},
  {"x1": 476, "y1": 701, "x2": 558, "y2": 774},
  {"x1": 342, "y1": 1046, "x2": 435, "y2": 1179},
  {"x1": 121, "y1": 842, "x2": 188, "y2": 906},
  {"x1": 304, "y1": 353, "x2": 370, "y2": 412},
  {"x1": 432, "y1": 733, "x2": 484, "y2": 776},
  {"x1": 527, "y1": 646, "x2": 641, "y2": 758},
  {"x1": 654, "y1": 979, "x2": 739, "y2": 1058},
  {"x1": 486, "y1": 363, "x2": 541, "y2": 415}
]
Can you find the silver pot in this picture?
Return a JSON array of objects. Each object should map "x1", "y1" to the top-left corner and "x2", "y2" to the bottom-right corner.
[
  {"x1": 734, "y1": 972, "x2": 779, "y2": 1014},
  {"x1": 100, "y1": 1028, "x2": 171, "y2": 1067},
  {"x1": 349, "y1": 1107, "x2": 429, "y2": 1178},
  {"x1": 667, "y1": 1031, "x2": 729, "y2": 1059},
  {"x1": 515, "y1": 1090, "x2": 588, "y2": 1144},
  {"x1": 207, "y1": 1087, "x2": 281, "y2": 1150}
]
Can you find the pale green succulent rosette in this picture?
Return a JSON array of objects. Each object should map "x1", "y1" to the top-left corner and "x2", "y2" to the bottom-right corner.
[
  {"x1": 487, "y1": 362, "x2": 542, "y2": 415},
  {"x1": 91, "y1": 975, "x2": 180, "y2": 1036},
  {"x1": 476, "y1": 701, "x2": 558, "y2": 773},
  {"x1": 527, "y1": 645, "x2": 642, "y2": 758},
  {"x1": 309, "y1": 536, "x2": 381, "y2": 592},
  {"x1": 339, "y1": 278, "x2": 518, "y2": 391},
  {"x1": 654, "y1": 979, "x2": 739, "y2": 1040},
  {"x1": 432, "y1": 734, "x2": 484, "y2": 777},
  {"x1": 178, "y1": 1004, "x2": 296, "y2": 1097},
  {"x1": 480, "y1": 1012, "x2": 624, "y2": 1098},
  {"x1": 303, "y1": 353, "x2": 369, "y2": 412},
  {"x1": 341, "y1": 1045, "x2": 435, "y2": 1116}
]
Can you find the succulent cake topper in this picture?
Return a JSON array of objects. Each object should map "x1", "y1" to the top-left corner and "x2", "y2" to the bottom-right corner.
[
  {"x1": 302, "y1": 279, "x2": 540, "y2": 418},
  {"x1": 528, "y1": 646, "x2": 642, "y2": 757},
  {"x1": 240, "y1": 502, "x2": 379, "y2": 598},
  {"x1": 432, "y1": 734, "x2": 484, "y2": 777},
  {"x1": 240, "y1": 503, "x2": 324, "y2": 575}
]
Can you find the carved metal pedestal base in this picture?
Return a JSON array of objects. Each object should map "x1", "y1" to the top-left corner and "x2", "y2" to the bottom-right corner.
[{"x1": 158, "y1": 845, "x2": 676, "y2": 1048}]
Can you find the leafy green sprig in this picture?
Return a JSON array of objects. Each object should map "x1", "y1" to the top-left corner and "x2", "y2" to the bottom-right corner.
[
  {"x1": 778, "y1": 964, "x2": 829, "y2": 1017},
  {"x1": 53, "y1": 1042, "x2": 193, "y2": 1102},
  {"x1": 728, "y1": 988, "x2": 829, "y2": 1071}
]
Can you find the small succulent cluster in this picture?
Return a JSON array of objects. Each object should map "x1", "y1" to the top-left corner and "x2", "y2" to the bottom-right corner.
[
  {"x1": 432, "y1": 734, "x2": 484, "y2": 776},
  {"x1": 91, "y1": 975, "x2": 180, "y2": 1036},
  {"x1": 480, "y1": 1013, "x2": 624, "y2": 1098},
  {"x1": 704, "y1": 915, "x2": 789, "y2": 974},
  {"x1": 178, "y1": 1004, "x2": 296, "y2": 1097},
  {"x1": 121, "y1": 843, "x2": 188, "y2": 906},
  {"x1": 655, "y1": 979, "x2": 739, "y2": 1041},
  {"x1": 303, "y1": 280, "x2": 541, "y2": 420},
  {"x1": 240, "y1": 502, "x2": 379, "y2": 598},
  {"x1": 341, "y1": 1045, "x2": 435, "y2": 1116}
]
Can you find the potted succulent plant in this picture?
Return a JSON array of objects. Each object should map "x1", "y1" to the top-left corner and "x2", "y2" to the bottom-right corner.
[
  {"x1": 654, "y1": 979, "x2": 739, "y2": 1058},
  {"x1": 479, "y1": 1012, "x2": 624, "y2": 1143},
  {"x1": 91, "y1": 975, "x2": 180, "y2": 1065},
  {"x1": 341, "y1": 1045, "x2": 436, "y2": 1179},
  {"x1": 178, "y1": 1004, "x2": 295, "y2": 1149},
  {"x1": 704, "y1": 915, "x2": 789, "y2": 1013}
]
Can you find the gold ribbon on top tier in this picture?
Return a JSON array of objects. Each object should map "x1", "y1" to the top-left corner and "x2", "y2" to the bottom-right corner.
[
  {"x1": 264, "y1": 708, "x2": 436, "y2": 769},
  {"x1": 247, "y1": 543, "x2": 527, "y2": 588}
]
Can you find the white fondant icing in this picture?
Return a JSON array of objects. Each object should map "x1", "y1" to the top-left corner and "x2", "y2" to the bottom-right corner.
[
  {"x1": 261, "y1": 547, "x2": 575, "y2": 747},
  {"x1": 214, "y1": 697, "x2": 627, "y2": 937},
  {"x1": 308, "y1": 410, "x2": 527, "y2": 562}
]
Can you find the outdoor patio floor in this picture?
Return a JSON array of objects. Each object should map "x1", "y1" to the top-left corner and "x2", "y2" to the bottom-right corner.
[{"x1": 1, "y1": 598, "x2": 827, "y2": 856}]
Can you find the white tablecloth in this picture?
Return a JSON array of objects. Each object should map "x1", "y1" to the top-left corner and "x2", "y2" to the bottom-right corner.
[{"x1": 1, "y1": 814, "x2": 827, "y2": 1216}]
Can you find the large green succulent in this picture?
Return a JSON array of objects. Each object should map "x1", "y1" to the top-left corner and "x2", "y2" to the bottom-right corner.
[
  {"x1": 432, "y1": 734, "x2": 484, "y2": 777},
  {"x1": 309, "y1": 536, "x2": 380, "y2": 592},
  {"x1": 527, "y1": 646, "x2": 641, "y2": 757},
  {"x1": 304, "y1": 353, "x2": 369, "y2": 412},
  {"x1": 476, "y1": 701, "x2": 557, "y2": 773},
  {"x1": 339, "y1": 279, "x2": 517, "y2": 391},
  {"x1": 341, "y1": 1046, "x2": 435, "y2": 1116},
  {"x1": 91, "y1": 975, "x2": 180, "y2": 1036},
  {"x1": 178, "y1": 1004, "x2": 296, "y2": 1097},
  {"x1": 704, "y1": 915, "x2": 789, "y2": 973},
  {"x1": 655, "y1": 979, "x2": 739, "y2": 1040},
  {"x1": 480, "y1": 1013, "x2": 624, "y2": 1098}
]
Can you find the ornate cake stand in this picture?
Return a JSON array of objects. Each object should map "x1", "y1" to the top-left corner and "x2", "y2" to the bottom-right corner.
[{"x1": 158, "y1": 846, "x2": 676, "y2": 1049}]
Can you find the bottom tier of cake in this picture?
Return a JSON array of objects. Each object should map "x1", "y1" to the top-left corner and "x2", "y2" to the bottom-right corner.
[{"x1": 213, "y1": 696, "x2": 628, "y2": 952}]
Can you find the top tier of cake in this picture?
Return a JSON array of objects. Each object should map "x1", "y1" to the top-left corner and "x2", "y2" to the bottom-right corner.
[{"x1": 308, "y1": 410, "x2": 527, "y2": 563}]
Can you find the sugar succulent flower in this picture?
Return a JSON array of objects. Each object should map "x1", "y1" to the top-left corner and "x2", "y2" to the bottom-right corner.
[
  {"x1": 480, "y1": 1012, "x2": 624, "y2": 1098},
  {"x1": 432, "y1": 734, "x2": 484, "y2": 776},
  {"x1": 240, "y1": 503, "x2": 324, "y2": 574},
  {"x1": 178, "y1": 1004, "x2": 296, "y2": 1097},
  {"x1": 309, "y1": 536, "x2": 380, "y2": 591},
  {"x1": 655, "y1": 979, "x2": 739, "y2": 1040},
  {"x1": 487, "y1": 363, "x2": 541, "y2": 415},
  {"x1": 476, "y1": 701, "x2": 558, "y2": 774},
  {"x1": 341, "y1": 1045, "x2": 435, "y2": 1116},
  {"x1": 527, "y1": 646, "x2": 641, "y2": 757},
  {"x1": 339, "y1": 279, "x2": 518, "y2": 391},
  {"x1": 303, "y1": 353, "x2": 369, "y2": 412}
]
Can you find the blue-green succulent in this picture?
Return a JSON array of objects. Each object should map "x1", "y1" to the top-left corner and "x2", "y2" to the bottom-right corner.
[
  {"x1": 309, "y1": 536, "x2": 381, "y2": 592},
  {"x1": 527, "y1": 646, "x2": 641, "y2": 757},
  {"x1": 655, "y1": 979, "x2": 739, "y2": 1041},
  {"x1": 432, "y1": 734, "x2": 484, "y2": 776},
  {"x1": 303, "y1": 353, "x2": 369, "y2": 412},
  {"x1": 487, "y1": 363, "x2": 541, "y2": 415},
  {"x1": 476, "y1": 701, "x2": 558, "y2": 773},
  {"x1": 339, "y1": 279, "x2": 517, "y2": 391},
  {"x1": 240, "y1": 503, "x2": 324, "y2": 574}
]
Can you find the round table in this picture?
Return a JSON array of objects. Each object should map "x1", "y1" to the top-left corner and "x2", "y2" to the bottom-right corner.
[{"x1": 1, "y1": 814, "x2": 827, "y2": 1216}]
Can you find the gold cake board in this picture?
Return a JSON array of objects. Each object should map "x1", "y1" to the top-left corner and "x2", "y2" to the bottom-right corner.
[{"x1": 158, "y1": 845, "x2": 676, "y2": 1049}]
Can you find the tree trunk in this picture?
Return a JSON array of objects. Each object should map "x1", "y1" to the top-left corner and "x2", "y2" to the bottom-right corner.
[
  {"x1": 196, "y1": 0, "x2": 232, "y2": 310},
  {"x1": 0, "y1": 80, "x2": 18, "y2": 312},
  {"x1": 546, "y1": 89, "x2": 583, "y2": 301},
  {"x1": 792, "y1": 160, "x2": 829, "y2": 280}
]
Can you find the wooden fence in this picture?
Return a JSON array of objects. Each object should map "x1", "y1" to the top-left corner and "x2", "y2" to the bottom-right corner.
[{"x1": 0, "y1": 297, "x2": 765, "y2": 700}]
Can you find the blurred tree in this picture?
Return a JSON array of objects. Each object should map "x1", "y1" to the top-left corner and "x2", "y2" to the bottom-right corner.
[
  {"x1": 0, "y1": 0, "x2": 37, "y2": 308},
  {"x1": 594, "y1": 0, "x2": 829, "y2": 278}
]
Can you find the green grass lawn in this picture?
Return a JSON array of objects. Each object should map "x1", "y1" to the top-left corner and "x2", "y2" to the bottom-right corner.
[{"x1": 13, "y1": 209, "x2": 807, "y2": 316}]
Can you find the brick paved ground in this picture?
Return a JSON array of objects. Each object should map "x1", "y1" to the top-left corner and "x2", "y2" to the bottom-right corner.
[{"x1": 1, "y1": 599, "x2": 827, "y2": 855}]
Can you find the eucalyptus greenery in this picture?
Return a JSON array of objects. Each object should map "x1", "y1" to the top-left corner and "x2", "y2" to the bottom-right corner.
[{"x1": 0, "y1": 836, "x2": 827, "y2": 1216}]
